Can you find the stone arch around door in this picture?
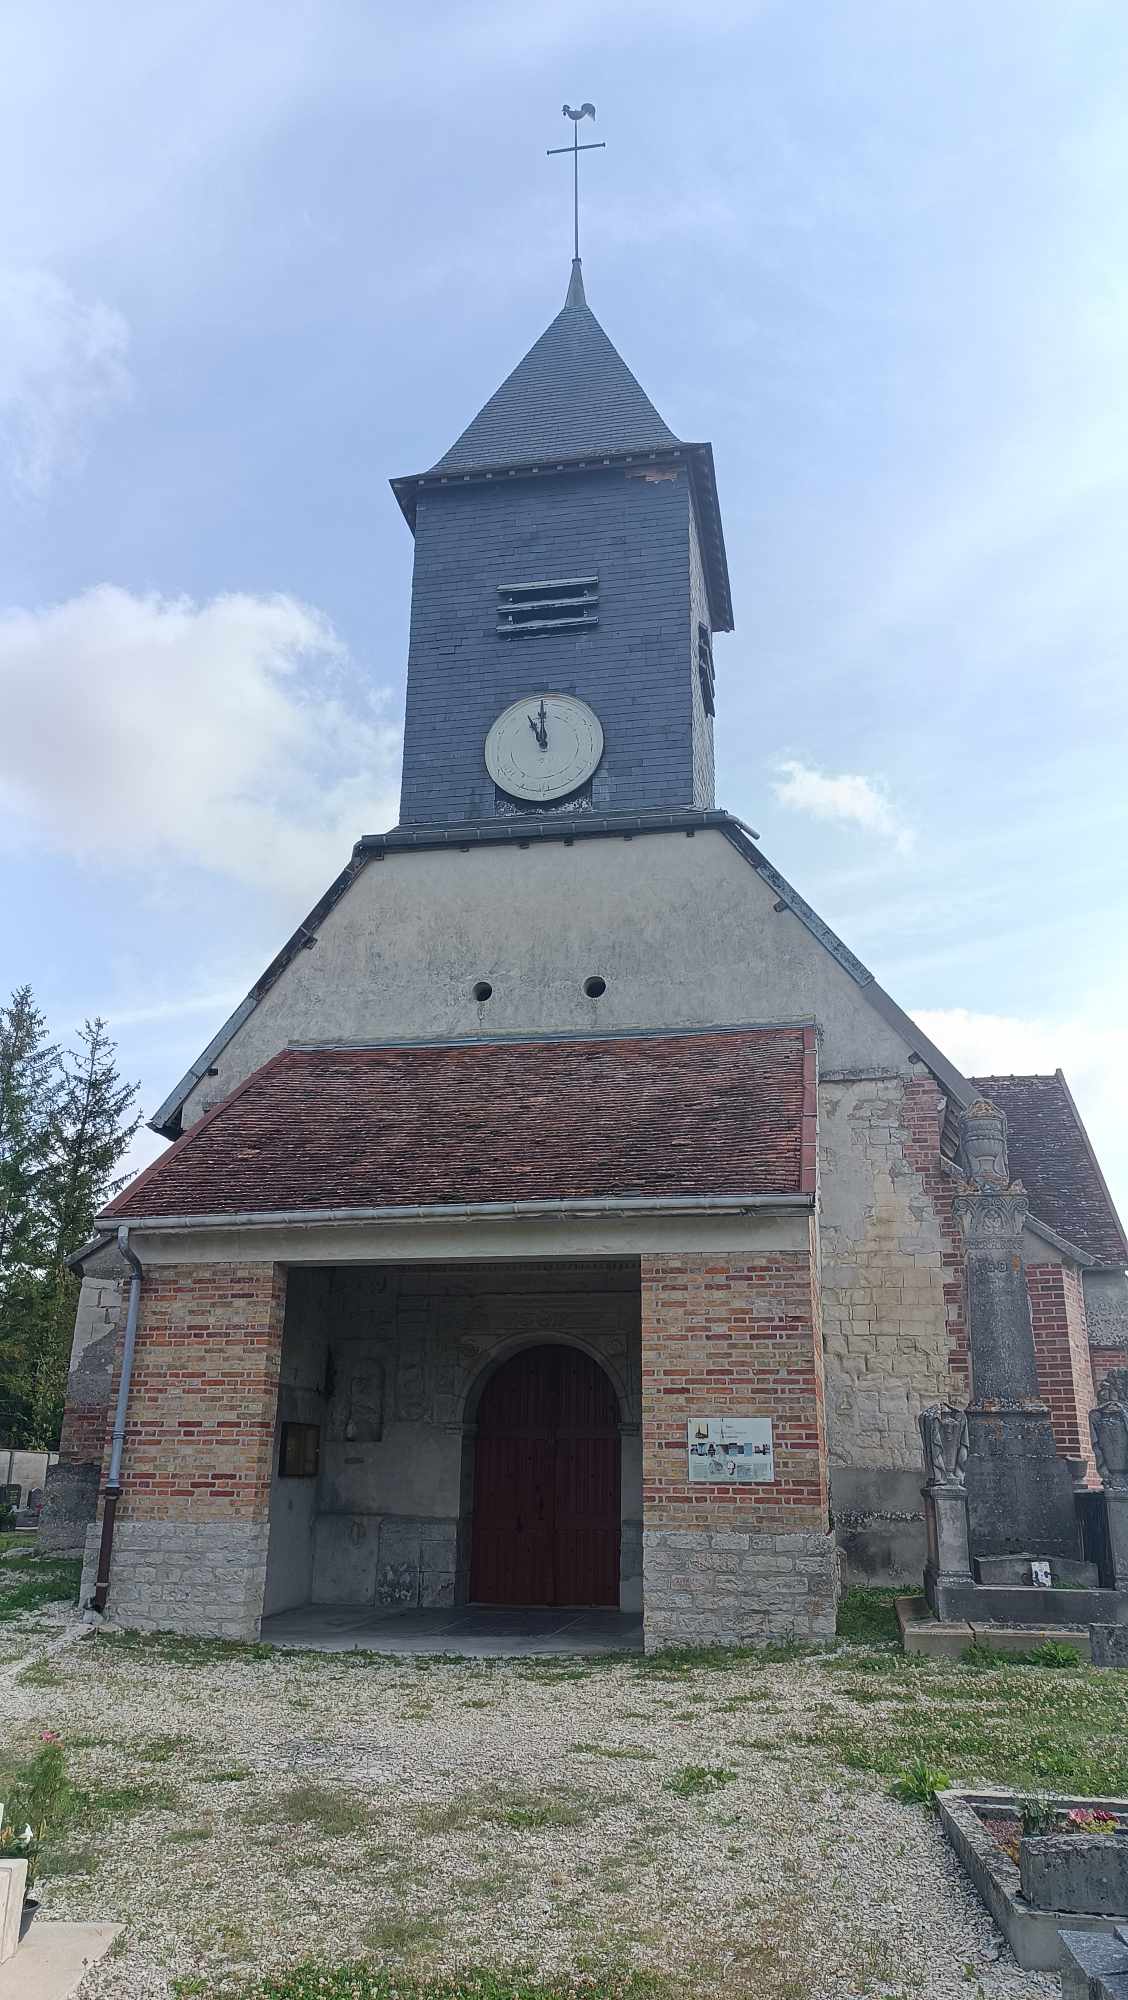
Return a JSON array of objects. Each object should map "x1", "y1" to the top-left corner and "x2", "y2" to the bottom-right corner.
[{"x1": 458, "y1": 1339, "x2": 636, "y2": 1609}]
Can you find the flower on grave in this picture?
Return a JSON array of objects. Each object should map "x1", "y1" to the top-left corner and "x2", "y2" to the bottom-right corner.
[
  {"x1": 40, "y1": 1731, "x2": 60, "y2": 1743},
  {"x1": 1067, "y1": 1807, "x2": 1119, "y2": 1835}
]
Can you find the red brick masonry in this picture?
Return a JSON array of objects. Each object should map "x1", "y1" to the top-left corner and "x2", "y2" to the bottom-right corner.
[
  {"x1": 101, "y1": 1264, "x2": 286, "y2": 1522},
  {"x1": 641, "y1": 1242, "x2": 828, "y2": 1535},
  {"x1": 1027, "y1": 1262, "x2": 1098, "y2": 1472}
]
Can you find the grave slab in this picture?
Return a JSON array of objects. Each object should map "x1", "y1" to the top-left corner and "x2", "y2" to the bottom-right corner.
[
  {"x1": 937, "y1": 1789, "x2": 1128, "y2": 1971},
  {"x1": 0, "y1": 1922, "x2": 121, "y2": 2000}
]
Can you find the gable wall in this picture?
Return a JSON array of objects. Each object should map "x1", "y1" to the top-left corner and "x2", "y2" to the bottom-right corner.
[{"x1": 178, "y1": 828, "x2": 911, "y2": 1129}]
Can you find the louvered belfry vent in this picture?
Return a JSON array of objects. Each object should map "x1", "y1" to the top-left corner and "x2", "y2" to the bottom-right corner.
[{"x1": 497, "y1": 575, "x2": 598, "y2": 638}]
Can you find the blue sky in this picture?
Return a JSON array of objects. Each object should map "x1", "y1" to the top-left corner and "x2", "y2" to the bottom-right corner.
[{"x1": 1, "y1": 1, "x2": 1126, "y2": 1222}]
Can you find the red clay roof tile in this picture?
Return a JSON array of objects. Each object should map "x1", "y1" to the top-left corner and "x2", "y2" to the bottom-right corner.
[
  {"x1": 104, "y1": 1028, "x2": 810, "y2": 1222},
  {"x1": 971, "y1": 1071, "x2": 1127, "y2": 1267}
]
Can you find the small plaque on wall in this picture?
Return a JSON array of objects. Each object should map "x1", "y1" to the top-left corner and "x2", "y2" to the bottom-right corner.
[{"x1": 687, "y1": 1416, "x2": 774, "y2": 1484}]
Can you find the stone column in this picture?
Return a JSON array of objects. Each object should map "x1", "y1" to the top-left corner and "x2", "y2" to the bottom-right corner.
[
  {"x1": 919, "y1": 1405, "x2": 973, "y2": 1618},
  {"x1": 1090, "y1": 1370, "x2": 1128, "y2": 1591},
  {"x1": 954, "y1": 1101, "x2": 1081, "y2": 1562}
]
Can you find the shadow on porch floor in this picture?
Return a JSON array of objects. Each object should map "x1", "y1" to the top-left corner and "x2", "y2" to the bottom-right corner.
[{"x1": 259, "y1": 1603, "x2": 643, "y2": 1656}]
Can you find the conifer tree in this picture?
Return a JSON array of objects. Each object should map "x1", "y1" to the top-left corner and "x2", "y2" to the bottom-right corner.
[{"x1": 0, "y1": 1000, "x2": 139, "y2": 1447}]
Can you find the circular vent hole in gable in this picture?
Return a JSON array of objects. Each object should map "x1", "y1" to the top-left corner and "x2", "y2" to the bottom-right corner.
[
  {"x1": 472, "y1": 980, "x2": 493, "y2": 1003},
  {"x1": 583, "y1": 975, "x2": 607, "y2": 999}
]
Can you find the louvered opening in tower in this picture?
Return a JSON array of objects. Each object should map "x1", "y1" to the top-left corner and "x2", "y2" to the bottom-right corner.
[{"x1": 497, "y1": 575, "x2": 599, "y2": 637}]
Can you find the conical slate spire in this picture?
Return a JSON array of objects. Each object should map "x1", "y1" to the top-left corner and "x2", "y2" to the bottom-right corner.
[{"x1": 427, "y1": 265, "x2": 680, "y2": 475}]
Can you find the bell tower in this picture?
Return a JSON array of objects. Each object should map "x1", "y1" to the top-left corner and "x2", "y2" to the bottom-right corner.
[{"x1": 390, "y1": 258, "x2": 733, "y2": 827}]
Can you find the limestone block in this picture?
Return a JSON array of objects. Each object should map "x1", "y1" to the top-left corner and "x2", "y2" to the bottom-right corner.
[{"x1": 1020, "y1": 1833, "x2": 1128, "y2": 1915}]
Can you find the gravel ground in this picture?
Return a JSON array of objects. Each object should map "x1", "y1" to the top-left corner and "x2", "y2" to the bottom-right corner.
[{"x1": 0, "y1": 1595, "x2": 1059, "y2": 2000}]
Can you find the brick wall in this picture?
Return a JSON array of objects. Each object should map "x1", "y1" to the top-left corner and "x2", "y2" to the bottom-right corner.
[
  {"x1": 399, "y1": 469, "x2": 710, "y2": 825},
  {"x1": 109, "y1": 1263, "x2": 286, "y2": 1521},
  {"x1": 640, "y1": 1243, "x2": 837, "y2": 1646},
  {"x1": 78, "y1": 1262, "x2": 287, "y2": 1637},
  {"x1": 1027, "y1": 1263, "x2": 1098, "y2": 1472}
]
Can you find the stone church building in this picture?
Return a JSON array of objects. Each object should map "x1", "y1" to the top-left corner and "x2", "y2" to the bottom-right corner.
[{"x1": 44, "y1": 257, "x2": 1128, "y2": 1649}]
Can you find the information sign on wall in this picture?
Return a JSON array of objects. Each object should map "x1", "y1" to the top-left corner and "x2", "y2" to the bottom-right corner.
[{"x1": 687, "y1": 1416, "x2": 774, "y2": 1483}]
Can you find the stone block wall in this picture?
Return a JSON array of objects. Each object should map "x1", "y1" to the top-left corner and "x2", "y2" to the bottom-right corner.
[
  {"x1": 39, "y1": 1272, "x2": 126, "y2": 1553},
  {"x1": 85, "y1": 1262, "x2": 286, "y2": 1637},
  {"x1": 640, "y1": 1244, "x2": 837, "y2": 1647},
  {"x1": 819, "y1": 1073, "x2": 965, "y2": 1582},
  {"x1": 1027, "y1": 1263, "x2": 1098, "y2": 1474}
]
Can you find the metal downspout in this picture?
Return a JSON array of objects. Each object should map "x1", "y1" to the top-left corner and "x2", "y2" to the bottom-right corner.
[{"x1": 91, "y1": 1225, "x2": 143, "y2": 1613}]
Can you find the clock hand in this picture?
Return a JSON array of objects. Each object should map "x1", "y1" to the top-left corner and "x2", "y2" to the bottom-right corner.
[{"x1": 528, "y1": 700, "x2": 549, "y2": 750}]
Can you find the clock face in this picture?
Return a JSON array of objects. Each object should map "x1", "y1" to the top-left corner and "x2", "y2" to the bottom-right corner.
[{"x1": 484, "y1": 693, "x2": 604, "y2": 803}]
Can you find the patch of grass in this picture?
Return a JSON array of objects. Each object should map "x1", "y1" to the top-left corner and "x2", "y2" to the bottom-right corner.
[
  {"x1": 97, "y1": 1627, "x2": 276, "y2": 1668},
  {"x1": 964, "y1": 1638, "x2": 1081, "y2": 1671},
  {"x1": 0, "y1": 1555, "x2": 81, "y2": 1622},
  {"x1": 835, "y1": 1587, "x2": 902, "y2": 1646},
  {"x1": 361, "y1": 1913, "x2": 444, "y2": 1955},
  {"x1": 215, "y1": 1966, "x2": 677, "y2": 2000},
  {"x1": 38, "y1": 1845, "x2": 99, "y2": 1878},
  {"x1": 460, "y1": 1698, "x2": 495, "y2": 1710},
  {"x1": 566, "y1": 1742, "x2": 656, "y2": 1762},
  {"x1": 166, "y1": 1827, "x2": 214, "y2": 1845},
  {"x1": 635, "y1": 1638, "x2": 811, "y2": 1680},
  {"x1": 417, "y1": 1785, "x2": 599, "y2": 1836},
  {"x1": 248, "y1": 1784, "x2": 371, "y2": 1839},
  {"x1": 664, "y1": 1764, "x2": 738, "y2": 1798},
  {"x1": 809, "y1": 1658, "x2": 1128, "y2": 1794},
  {"x1": 201, "y1": 1767, "x2": 252, "y2": 1784},
  {"x1": 136, "y1": 1733, "x2": 194, "y2": 1764},
  {"x1": 16, "y1": 1658, "x2": 63, "y2": 1686},
  {"x1": 80, "y1": 1779, "x2": 177, "y2": 1822}
]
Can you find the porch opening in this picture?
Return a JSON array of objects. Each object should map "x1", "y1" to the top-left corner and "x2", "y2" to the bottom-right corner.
[{"x1": 260, "y1": 1257, "x2": 642, "y2": 1650}]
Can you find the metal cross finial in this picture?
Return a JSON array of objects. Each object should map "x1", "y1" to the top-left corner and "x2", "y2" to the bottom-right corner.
[{"x1": 547, "y1": 103, "x2": 606, "y2": 264}]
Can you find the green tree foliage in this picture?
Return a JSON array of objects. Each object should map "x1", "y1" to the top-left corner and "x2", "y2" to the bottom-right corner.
[{"x1": 0, "y1": 994, "x2": 139, "y2": 1448}]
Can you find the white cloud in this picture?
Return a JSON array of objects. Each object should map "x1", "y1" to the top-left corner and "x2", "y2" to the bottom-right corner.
[
  {"x1": 913, "y1": 1007, "x2": 1128, "y2": 1226},
  {"x1": 0, "y1": 268, "x2": 131, "y2": 497},
  {"x1": 0, "y1": 585, "x2": 400, "y2": 899},
  {"x1": 772, "y1": 758, "x2": 914, "y2": 854}
]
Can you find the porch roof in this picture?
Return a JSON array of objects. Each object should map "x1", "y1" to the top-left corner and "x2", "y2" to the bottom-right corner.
[{"x1": 101, "y1": 1025, "x2": 816, "y2": 1224}]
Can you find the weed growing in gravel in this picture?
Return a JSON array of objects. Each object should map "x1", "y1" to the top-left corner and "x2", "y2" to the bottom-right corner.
[
  {"x1": 38, "y1": 1845, "x2": 99, "y2": 1878},
  {"x1": 664, "y1": 1765, "x2": 737, "y2": 1798},
  {"x1": 210, "y1": 1967, "x2": 678, "y2": 2000},
  {"x1": 362, "y1": 1912, "x2": 445, "y2": 1955},
  {"x1": 137, "y1": 1734, "x2": 194, "y2": 1764},
  {"x1": 834, "y1": 1587, "x2": 901, "y2": 1646},
  {"x1": 166, "y1": 1827, "x2": 214, "y2": 1845},
  {"x1": 17, "y1": 1659, "x2": 63, "y2": 1686},
  {"x1": 567, "y1": 1742, "x2": 656, "y2": 1762},
  {"x1": 98, "y1": 1628, "x2": 278, "y2": 1667},
  {"x1": 254, "y1": 1784, "x2": 371, "y2": 1839},
  {"x1": 0, "y1": 1554, "x2": 81, "y2": 1621},
  {"x1": 417, "y1": 1785, "x2": 599, "y2": 1835}
]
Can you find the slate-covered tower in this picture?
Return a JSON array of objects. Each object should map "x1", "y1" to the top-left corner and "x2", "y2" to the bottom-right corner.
[{"x1": 391, "y1": 260, "x2": 733, "y2": 826}]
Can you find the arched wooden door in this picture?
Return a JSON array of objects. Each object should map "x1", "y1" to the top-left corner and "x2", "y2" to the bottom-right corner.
[{"x1": 470, "y1": 1345, "x2": 621, "y2": 1607}]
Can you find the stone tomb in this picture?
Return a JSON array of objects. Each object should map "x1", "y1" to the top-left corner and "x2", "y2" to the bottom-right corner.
[
  {"x1": 910, "y1": 1100, "x2": 1128, "y2": 1654},
  {"x1": 937, "y1": 1789, "x2": 1128, "y2": 1972}
]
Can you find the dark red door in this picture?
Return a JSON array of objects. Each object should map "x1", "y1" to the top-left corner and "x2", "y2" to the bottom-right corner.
[{"x1": 470, "y1": 1345, "x2": 620, "y2": 1606}]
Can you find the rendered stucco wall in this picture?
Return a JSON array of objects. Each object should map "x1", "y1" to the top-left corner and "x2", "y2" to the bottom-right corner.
[{"x1": 179, "y1": 829, "x2": 913, "y2": 1129}]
